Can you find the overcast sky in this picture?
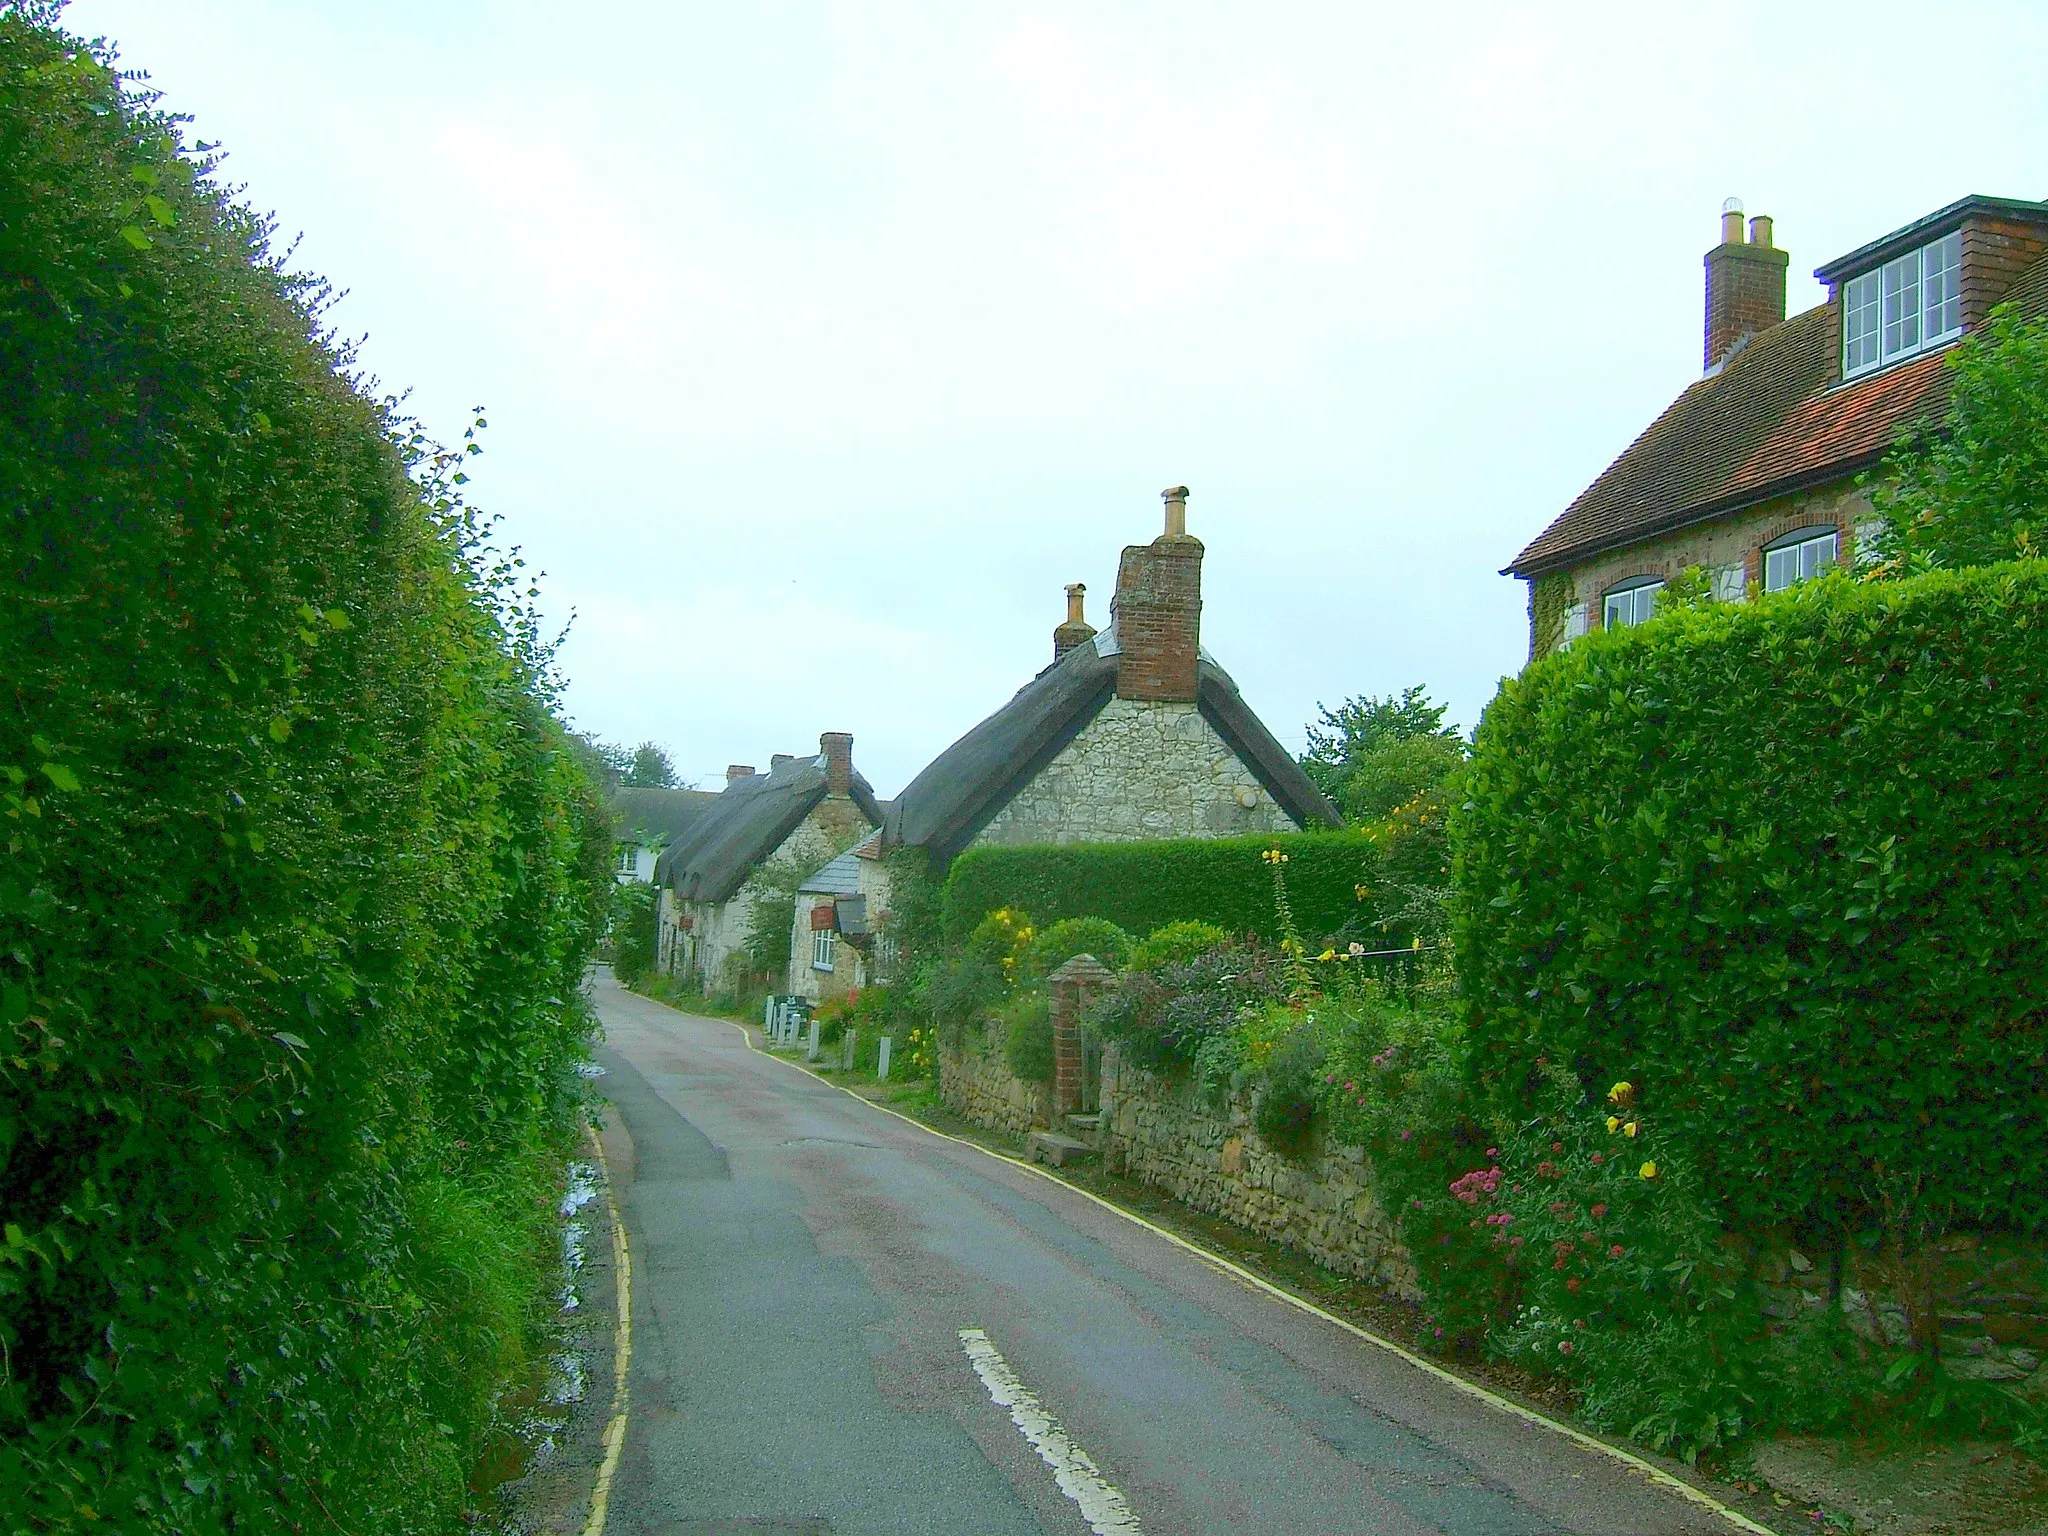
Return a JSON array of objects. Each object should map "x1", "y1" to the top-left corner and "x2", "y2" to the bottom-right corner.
[{"x1": 66, "y1": 1, "x2": 2048, "y2": 794}]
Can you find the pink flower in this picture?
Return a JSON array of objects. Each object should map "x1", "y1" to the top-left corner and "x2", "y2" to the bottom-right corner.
[
  {"x1": 1486, "y1": 1147, "x2": 1499, "y2": 1159},
  {"x1": 1609, "y1": 1244, "x2": 1625, "y2": 1259},
  {"x1": 1559, "y1": 1340, "x2": 1574, "y2": 1354},
  {"x1": 1399, "y1": 1129, "x2": 1412, "y2": 1141}
]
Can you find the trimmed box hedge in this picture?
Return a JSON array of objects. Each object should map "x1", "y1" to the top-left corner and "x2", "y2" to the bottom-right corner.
[
  {"x1": 1454, "y1": 564, "x2": 2048, "y2": 1234},
  {"x1": 942, "y1": 830, "x2": 1376, "y2": 945}
]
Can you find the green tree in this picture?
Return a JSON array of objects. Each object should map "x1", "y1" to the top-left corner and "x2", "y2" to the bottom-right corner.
[
  {"x1": 1301, "y1": 686, "x2": 1466, "y2": 822},
  {"x1": 625, "y1": 740, "x2": 678, "y2": 788},
  {"x1": 1872, "y1": 303, "x2": 2048, "y2": 573}
]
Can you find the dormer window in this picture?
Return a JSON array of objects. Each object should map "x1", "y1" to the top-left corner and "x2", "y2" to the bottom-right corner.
[
  {"x1": 1843, "y1": 230, "x2": 1962, "y2": 377},
  {"x1": 1602, "y1": 576, "x2": 1663, "y2": 630}
]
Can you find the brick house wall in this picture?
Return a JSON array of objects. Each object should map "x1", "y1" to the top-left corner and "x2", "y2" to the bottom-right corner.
[{"x1": 1549, "y1": 477, "x2": 1880, "y2": 647}]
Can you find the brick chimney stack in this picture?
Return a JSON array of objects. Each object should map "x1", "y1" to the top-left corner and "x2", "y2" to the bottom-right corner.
[
  {"x1": 725, "y1": 764, "x2": 757, "y2": 786},
  {"x1": 1704, "y1": 198, "x2": 1788, "y2": 372},
  {"x1": 1111, "y1": 486, "x2": 1204, "y2": 702},
  {"x1": 819, "y1": 731, "x2": 853, "y2": 796},
  {"x1": 1052, "y1": 582, "x2": 1097, "y2": 661}
]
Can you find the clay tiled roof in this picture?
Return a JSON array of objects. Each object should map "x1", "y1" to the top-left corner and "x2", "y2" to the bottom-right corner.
[{"x1": 1507, "y1": 250, "x2": 2048, "y2": 577}]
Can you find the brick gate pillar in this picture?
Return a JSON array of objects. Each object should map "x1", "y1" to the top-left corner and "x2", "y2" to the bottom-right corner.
[{"x1": 1047, "y1": 953, "x2": 1115, "y2": 1117}]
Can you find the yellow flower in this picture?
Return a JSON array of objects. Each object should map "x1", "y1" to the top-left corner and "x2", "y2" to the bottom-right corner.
[
  {"x1": 1639, "y1": 1161, "x2": 1657, "y2": 1180},
  {"x1": 1623, "y1": 1121, "x2": 1638, "y2": 1138},
  {"x1": 1607, "y1": 1080, "x2": 1634, "y2": 1105},
  {"x1": 1605, "y1": 1116, "x2": 1620, "y2": 1134},
  {"x1": 1317, "y1": 949, "x2": 1336, "y2": 962}
]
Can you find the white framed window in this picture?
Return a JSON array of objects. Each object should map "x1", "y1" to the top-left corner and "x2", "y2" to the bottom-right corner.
[
  {"x1": 1602, "y1": 578, "x2": 1663, "y2": 630},
  {"x1": 1763, "y1": 526, "x2": 1838, "y2": 592},
  {"x1": 811, "y1": 928, "x2": 836, "y2": 972},
  {"x1": 1843, "y1": 231, "x2": 1962, "y2": 377}
]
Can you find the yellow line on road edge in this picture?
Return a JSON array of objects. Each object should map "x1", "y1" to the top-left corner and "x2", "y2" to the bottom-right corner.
[
  {"x1": 580, "y1": 1131, "x2": 633, "y2": 1536},
  {"x1": 716, "y1": 1015, "x2": 1776, "y2": 1536}
]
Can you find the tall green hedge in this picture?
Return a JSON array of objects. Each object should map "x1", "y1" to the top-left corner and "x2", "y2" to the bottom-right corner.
[
  {"x1": 1, "y1": 17, "x2": 611, "y2": 1532},
  {"x1": 942, "y1": 830, "x2": 1376, "y2": 945},
  {"x1": 1454, "y1": 564, "x2": 2048, "y2": 1235}
]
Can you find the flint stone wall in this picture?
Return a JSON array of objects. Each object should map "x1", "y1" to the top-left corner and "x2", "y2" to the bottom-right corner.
[{"x1": 1099, "y1": 1049, "x2": 1420, "y2": 1301}]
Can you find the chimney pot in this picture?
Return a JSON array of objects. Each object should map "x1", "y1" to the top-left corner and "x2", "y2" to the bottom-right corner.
[
  {"x1": 819, "y1": 731, "x2": 853, "y2": 796},
  {"x1": 1747, "y1": 214, "x2": 1773, "y2": 248},
  {"x1": 1052, "y1": 582, "x2": 1097, "y2": 662},
  {"x1": 1161, "y1": 485, "x2": 1189, "y2": 538},
  {"x1": 1720, "y1": 196, "x2": 1745, "y2": 245},
  {"x1": 725, "y1": 764, "x2": 757, "y2": 786}
]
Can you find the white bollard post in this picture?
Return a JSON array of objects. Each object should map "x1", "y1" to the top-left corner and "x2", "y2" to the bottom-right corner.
[
  {"x1": 764, "y1": 996, "x2": 774, "y2": 1032},
  {"x1": 877, "y1": 1035, "x2": 892, "y2": 1082},
  {"x1": 843, "y1": 1029, "x2": 857, "y2": 1072},
  {"x1": 807, "y1": 1017, "x2": 820, "y2": 1062}
]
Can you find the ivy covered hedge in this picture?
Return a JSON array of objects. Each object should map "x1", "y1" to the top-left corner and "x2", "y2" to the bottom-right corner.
[
  {"x1": 1454, "y1": 563, "x2": 2048, "y2": 1235},
  {"x1": 941, "y1": 830, "x2": 1376, "y2": 946},
  {"x1": 1, "y1": 16, "x2": 611, "y2": 1533}
]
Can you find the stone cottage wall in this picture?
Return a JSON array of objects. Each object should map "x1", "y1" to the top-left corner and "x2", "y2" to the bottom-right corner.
[
  {"x1": 972, "y1": 698, "x2": 1295, "y2": 847},
  {"x1": 939, "y1": 1028, "x2": 1053, "y2": 1139},
  {"x1": 1098, "y1": 1048, "x2": 1420, "y2": 1300}
]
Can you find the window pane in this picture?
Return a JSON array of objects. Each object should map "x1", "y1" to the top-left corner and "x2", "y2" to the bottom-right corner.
[
  {"x1": 1636, "y1": 586, "x2": 1658, "y2": 624},
  {"x1": 1882, "y1": 252, "x2": 1921, "y2": 359},
  {"x1": 1604, "y1": 594, "x2": 1627, "y2": 629},
  {"x1": 1844, "y1": 272, "x2": 1881, "y2": 372},
  {"x1": 1799, "y1": 531, "x2": 1836, "y2": 581},
  {"x1": 1765, "y1": 545, "x2": 1793, "y2": 591},
  {"x1": 1924, "y1": 231, "x2": 1962, "y2": 341}
]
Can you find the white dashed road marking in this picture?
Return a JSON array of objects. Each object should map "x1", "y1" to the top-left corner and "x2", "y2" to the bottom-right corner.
[{"x1": 958, "y1": 1327, "x2": 1144, "y2": 1535}]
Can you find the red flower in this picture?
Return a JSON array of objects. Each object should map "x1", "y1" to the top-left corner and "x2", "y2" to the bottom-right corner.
[
  {"x1": 1609, "y1": 1244, "x2": 1625, "y2": 1259},
  {"x1": 1590, "y1": 1203, "x2": 1608, "y2": 1219},
  {"x1": 1550, "y1": 1141, "x2": 1564, "y2": 1154},
  {"x1": 1566, "y1": 1277, "x2": 1581, "y2": 1293},
  {"x1": 1589, "y1": 1153, "x2": 1604, "y2": 1165}
]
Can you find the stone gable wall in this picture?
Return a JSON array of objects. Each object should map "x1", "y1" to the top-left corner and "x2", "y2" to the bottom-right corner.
[{"x1": 972, "y1": 699, "x2": 1297, "y2": 848}]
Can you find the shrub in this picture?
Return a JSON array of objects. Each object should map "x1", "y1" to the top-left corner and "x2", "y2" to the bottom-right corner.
[
  {"x1": 610, "y1": 881, "x2": 659, "y2": 986},
  {"x1": 1454, "y1": 561, "x2": 2048, "y2": 1239},
  {"x1": 1000, "y1": 992, "x2": 1055, "y2": 1084},
  {"x1": 942, "y1": 832, "x2": 1378, "y2": 947},
  {"x1": 1023, "y1": 916, "x2": 1131, "y2": 981},
  {"x1": 1250, "y1": 1023, "x2": 1325, "y2": 1155},
  {"x1": 1088, "y1": 941, "x2": 1286, "y2": 1073},
  {"x1": 0, "y1": 17, "x2": 609, "y2": 1530},
  {"x1": 1127, "y1": 920, "x2": 1230, "y2": 972},
  {"x1": 1872, "y1": 303, "x2": 2048, "y2": 573}
]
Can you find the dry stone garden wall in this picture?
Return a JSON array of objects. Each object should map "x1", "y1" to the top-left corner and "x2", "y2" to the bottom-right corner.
[
  {"x1": 1097, "y1": 1051, "x2": 1420, "y2": 1300},
  {"x1": 939, "y1": 1027, "x2": 1052, "y2": 1139}
]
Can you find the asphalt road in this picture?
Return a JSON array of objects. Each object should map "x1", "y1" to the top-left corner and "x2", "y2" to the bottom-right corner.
[{"x1": 592, "y1": 975, "x2": 1750, "y2": 1536}]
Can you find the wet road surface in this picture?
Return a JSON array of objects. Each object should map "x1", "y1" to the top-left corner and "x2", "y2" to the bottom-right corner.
[{"x1": 592, "y1": 975, "x2": 1749, "y2": 1536}]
